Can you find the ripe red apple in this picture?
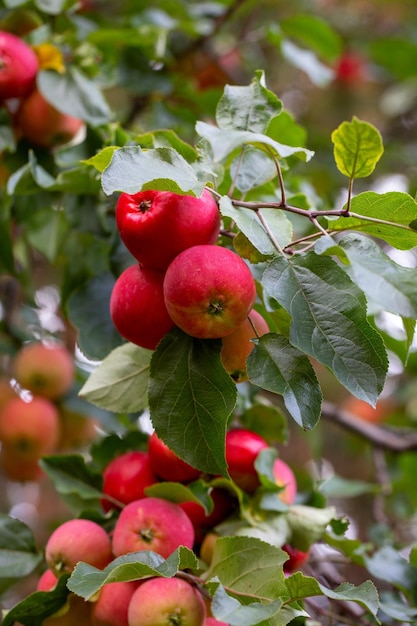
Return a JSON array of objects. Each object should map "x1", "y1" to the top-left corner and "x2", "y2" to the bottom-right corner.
[
  {"x1": 163, "y1": 245, "x2": 257, "y2": 339},
  {"x1": 92, "y1": 581, "x2": 138, "y2": 626},
  {"x1": 110, "y1": 263, "x2": 175, "y2": 350},
  {"x1": 335, "y1": 51, "x2": 367, "y2": 84},
  {"x1": 14, "y1": 88, "x2": 84, "y2": 148},
  {"x1": 179, "y1": 488, "x2": 236, "y2": 544},
  {"x1": 115, "y1": 189, "x2": 220, "y2": 270},
  {"x1": 127, "y1": 576, "x2": 206, "y2": 626},
  {"x1": 225, "y1": 428, "x2": 268, "y2": 493},
  {"x1": 101, "y1": 451, "x2": 158, "y2": 512},
  {"x1": 45, "y1": 518, "x2": 113, "y2": 576},
  {"x1": 0, "y1": 31, "x2": 38, "y2": 100},
  {"x1": 112, "y1": 496, "x2": 195, "y2": 559},
  {"x1": 147, "y1": 432, "x2": 201, "y2": 483},
  {"x1": 204, "y1": 619, "x2": 228, "y2": 626},
  {"x1": 12, "y1": 341, "x2": 75, "y2": 400},
  {"x1": 272, "y1": 458, "x2": 297, "y2": 505},
  {"x1": 282, "y1": 543, "x2": 309, "y2": 573},
  {"x1": 220, "y1": 308, "x2": 269, "y2": 383},
  {"x1": 0, "y1": 444, "x2": 44, "y2": 482},
  {"x1": 37, "y1": 568, "x2": 58, "y2": 591},
  {"x1": 0, "y1": 395, "x2": 60, "y2": 460}
]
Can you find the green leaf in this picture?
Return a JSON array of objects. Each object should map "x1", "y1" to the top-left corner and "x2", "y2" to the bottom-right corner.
[
  {"x1": 230, "y1": 148, "x2": 278, "y2": 193},
  {"x1": 364, "y1": 546, "x2": 417, "y2": 604},
  {"x1": 0, "y1": 515, "x2": 42, "y2": 590},
  {"x1": 331, "y1": 117, "x2": 383, "y2": 178},
  {"x1": 216, "y1": 70, "x2": 282, "y2": 133},
  {"x1": 212, "y1": 585, "x2": 283, "y2": 626},
  {"x1": 220, "y1": 196, "x2": 293, "y2": 256},
  {"x1": 206, "y1": 536, "x2": 288, "y2": 598},
  {"x1": 148, "y1": 328, "x2": 236, "y2": 476},
  {"x1": 38, "y1": 68, "x2": 111, "y2": 125},
  {"x1": 0, "y1": 198, "x2": 14, "y2": 273},
  {"x1": 67, "y1": 272, "x2": 122, "y2": 361},
  {"x1": 68, "y1": 547, "x2": 197, "y2": 600},
  {"x1": 2, "y1": 574, "x2": 70, "y2": 626},
  {"x1": 247, "y1": 334, "x2": 322, "y2": 429},
  {"x1": 286, "y1": 505, "x2": 337, "y2": 551},
  {"x1": 196, "y1": 122, "x2": 314, "y2": 164},
  {"x1": 320, "y1": 474, "x2": 379, "y2": 498},
  {"x1": 101, "y1": 146, "x2": 204, "y2": 196},
  {"x1": 329, "y1": 191, "x2": 417, "y2": 250},
  {"x1": 79, "y1": 343, "x2": 152, "y2": 413},
  {"x1": 83, "y1": 147, "x2": 118, "y2": 173},
  {"x1": 39, "y1": 454, "x2": 104, "y2": 513},
  {"x1": 280, "y1": 14, "x2": 342, "y2": 61},
  {"x1": 339, "y1": 233, "x2": 417, "y2": 317},
  {"x1": 262, "y1": 253, "x2": 388, "y2": 405},
  {"x1": 240, "y1": 400, "x2": 289, "y2": 445}
]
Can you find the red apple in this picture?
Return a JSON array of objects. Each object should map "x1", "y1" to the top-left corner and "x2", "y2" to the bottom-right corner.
[
  {"x1": 45, "y1": 518, "x2": 113, "y2": 576},
  {"x1": 204, "y1": 619, "x2": 228, "y2": 626},
  {"x1": 58, "y1": 408, "x2": 98, "y2": 451},
  {"x1": 101, "y1": 451, "x2": 158, "y2": 512},
  {"x1": 110, "y1": 263, "x2": 175, "y2": 350},
  {"x1": 0, "y1": 395, "x2": 60, "y2": 460},
  {"x1": 14, "y1": 88, "x2": 84, "y2": 148},
  {"x1": 163, "y1": 245, "x2": 257, "y2": 339},
  {"x1": 282, "y1": 543, "x2": 309, "y2": 573},
  {"x1": 92, "y1": 581, "x2": 138, "y2": 626},
  {"x1": 179, "y1": 488, "x2": 235, "y2": 544},
  {"x1": 0, "y1": 444, "x2": 44, "y2": 482},
  {"x1": 220, "y1": 308, "x2": 269, "y2": 383},
  {"x1": 37, "y1": 568, "x2": 58, "y2": 591},
  {"x1": 0, "y1": 31, "x2": 38, "y2": 100},
  {"x1": 115, "y1": 189, "x2": 220, "y2": 270},
  {"x1": 112, "y1": 496, "x2": 195, "y2": 559},
  {"x1": 127, "y1": 576, "x2": 206, "y2": 626},
  {"x1": 272, "y1": 458, "x2": 297, "y2": 505},
  {"x1": 43, "y1": 593, "x2": 94, "y2": 626},
  {"x1": 225, "y1": 428, "x2": 268, "y2": 493},
  {"x1": 147, "y1": 432, "x2": 201, "y2": 483},
  {"x1": 335, "y1": 51, "x2": 367, "y2": 84},
  {"x1": 12, "y1": 341, "x2": 75, "y2": 400}
]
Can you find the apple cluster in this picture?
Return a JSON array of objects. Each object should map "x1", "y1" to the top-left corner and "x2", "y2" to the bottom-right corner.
[
  {"x1": 30, "y1": 426, "x2": 304, "y2": 625},
  {"x1": 111, "y1": 188, "x2": 269, "y2": 381},
  {"x1": 0, "y1": 29, "x2": 84, "y2": 149},
  {"x1": 0, "y1": 341, "x2": 97, "y2": 482}
]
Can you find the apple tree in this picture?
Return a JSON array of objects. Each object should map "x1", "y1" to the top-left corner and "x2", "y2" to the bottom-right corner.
[{"x1": 1, "y1": 1, "x2": 417, "y2": 625}]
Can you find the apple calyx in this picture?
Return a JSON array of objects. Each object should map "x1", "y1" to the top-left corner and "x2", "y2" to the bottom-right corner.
[
  {"x1": 168, "y1": 612, "x2": 182, "y2": 626},
  {"x1": 139, "y1": 199, "x2": 152, "y2": 212},
  {"x1": 139, "y1": 528, "x2": 154, "y2": 543}
]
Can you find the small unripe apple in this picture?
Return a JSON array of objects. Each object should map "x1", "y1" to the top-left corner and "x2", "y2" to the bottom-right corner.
[
  {"x1": 101, "y1": 450, "x2": 158, "y2": 512},
  {"x1": 220, "y1": 308, "x2": 269, "y2": 382},
  {"x1": 110, "y1": 263, "x2": 175, "y2": 350},
  {"x1": 112, "y1": 496, "x2": 195, "y2": 559},
  {"x1": 14, "y1": 88, "x2": 84, "y2": 148},
  {"x1": 199, "y1": 531, "x2": 218, "y2": 565},
  {"x1": 225, "y1": 428, "x2": 268, "y2": 493},
  {"x1": 92, "y1": 580, "x2": 138, "y2": 626},
  {"x1": 127, "y1": 576, "x2": 206, "y2": 626},
  {"x1": 12, "y1": 341, "x2": 75, "y2": 400},
  {"x1": 45, "y1": 518, "x2": 113, "y2": 576},
  {"x1": 163, "y1": 245, "x2": 256, "y2": 339},
  {"x1": 147, "y1": 432, "x2": 201, "y2": 483},
  {"x1": 0, "y1": 30, "x2": 38, "y2": 100},
  {"x1": 272, "y1": 458, "x2": 297, "y2": 505},
  {"x1": 0, "y1": 395, "x2": 60, "y2": 460},
  {"x1": 115, "y1": 188, "x2": 220, "y2": 270}
]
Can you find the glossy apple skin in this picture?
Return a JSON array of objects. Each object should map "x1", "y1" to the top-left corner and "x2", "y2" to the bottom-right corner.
[
  {"x1": 0, "y1": 396, "x2": 59, "y2": 459},
  {"x1": 127, "y1": 576, "x2": 206, "y2": 626},
  {"x1": 12, "y1": 342, "x2": 74, "y2": 400},
  {"x1": 163, "y1": 245, "x2": 256, "y2": 339},
  {"x1": 115, "y1": 189, "x2": 220, "y2": 270},
  {"x1": 221, "y1": 309, "x2": 269, "y2": 383},
  {"x1": 147, "y1": 432, "x2": 201, "y2": 483},
  {"x1": 45, "y1": 518, "x2": 113, "y2": 576},
  {"x1": 225, "y1": 428, "x2": 268, "y2": 493},
  {"x1": 272, "y1": 458, "x2": 297, "y2": 505},
  {"x1": 204, "y1": 618, "x2": 229, "y2": 626},
  {"x1": 179, "y1": 488, "x2": 236, "y2": 544},
  {"x1": 92, "y1": 581, "x2": 138, "y2": 626},
  {"x1": 101, "y1": 451, "x2": 158, "y2": 512},
  {"x1": 0, "y1": 30, "x2": 38, "y2": 100},
  {"x1": 36, "y1": 568, "x2": 58, "y2": 591},
  {"x1": 112, "y1": 496, "x2": 195, "y2": 559},
  {"x1": 110, "y1": 263, "x2": 175, "y2": 350},
  {"x1": 14, "y1": 88, "x2": 84, "y2": 148}
]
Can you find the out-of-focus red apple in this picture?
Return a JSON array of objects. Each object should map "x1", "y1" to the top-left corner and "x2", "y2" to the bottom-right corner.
[
  {"x1": 272, "y1": 458, "x2": 297, "y2": 505},
  {"x1": 92, "y1": 581, "x2": 138, "y2": 626},
  {"x1": 14, "y1": 89, "x2": 84, "y2": 148},
  {"x1": 179, "y1": 488, "x2": 235, "y2": 544},
  {"x1": 0, "y1": 30, "x2": 38, "y2": 100},
  {"x1": 225, "y1": 428, "x2": 268, "y2": 493}
]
